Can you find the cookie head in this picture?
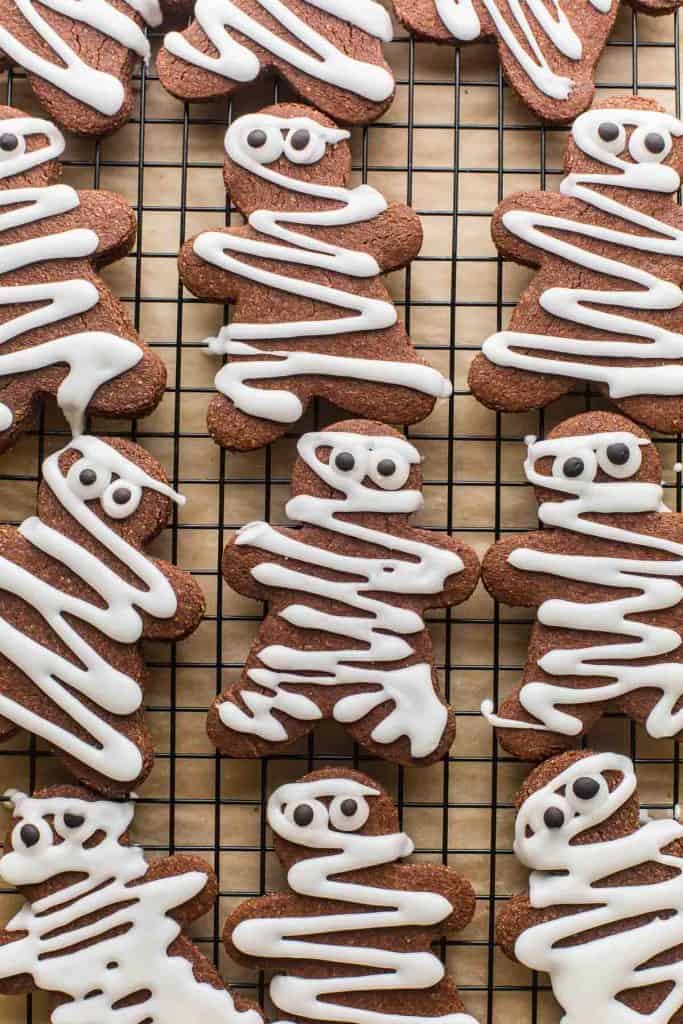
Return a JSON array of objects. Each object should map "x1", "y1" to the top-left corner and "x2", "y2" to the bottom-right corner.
[
  {"x1": 0, "y1": 107, "x2": 64, "y2": 187},
  {"x1": 224, "y1": 104, "x2": 351, "y2": 214}
]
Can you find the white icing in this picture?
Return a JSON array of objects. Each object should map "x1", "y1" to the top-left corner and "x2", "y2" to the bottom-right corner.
[
  {"x1": 232, "y1": 776, "x2": 478, "y2": 1024},
  {"x1": 512, "y1": 752, "x2": 683, "y2": 1024},
  {"x1": 482, "y1": 428, "x2": 683, "y2": 739},
  {"x1": 0, "y1": 791, "x2": 263, "y2": 1024},
  {"x1": 0, "y1": 116, "x2": 145, "y2": 435},
  {"x1": 219, "y1": 429, "x2": 463, "y2": 758},
  {"x1": 0, "y1": 0, "x2": 162, "y2": 116},
  {"x1": 483, "y1": 108, "x2": 683, "y2": 397},
  {"x1": 163, "y1": 0, "x2": 394, "y2": 103},
  {"x1": 0, "y1": 435, "x2": 184, "y2": 783},
  {"x1": 435, "y1": 0, "x2": 610, "y2": 100},
  {"x1": 194, "y1": 114, "x2": 450, "y2": 425}
]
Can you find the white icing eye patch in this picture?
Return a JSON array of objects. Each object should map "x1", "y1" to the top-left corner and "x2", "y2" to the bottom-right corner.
[
  {"x1": 551, "y1": 447, "x2": 597, "y2": 484},
  {"x1": 566, "y1": 773, "x2": 608, "y2": 813},
  {"x1": 629, "y1": 125, "x2": 672, "y2": 164},
  {"x1": 54, "y1": 807, "x2": 90, "y2": 840},
  {"x1": 283, "y1": 125, "x2": 328, "y2": 165},
  {"x1": 244, "y1": 123, "x2": 284, "y2": 165},
  {"x1": 0, "y1": 128, "x2": 26, "y2": 168},
  {"x1": 329, "y1": 445, "x2": 369, "y2": 483},
  {"x1": 285, "y1": 798, "x2": 328, "y2": 831},
  {"x1": 100, "y1": 479, "x2": 142, "y2": 519},
  {"x1": 67, "y1": 458, "x2": 112, "y2": 499},
  {"x1": 594, "y1": 118, "x2": 627, "y2": 156},
  {"x1": 329, "y1": 794, "x2": 370, "y2": 832},
  {"x1": 367, "y1": 448, "x2": 410, "y2": 491},
  {"x1": 596, "y1": 440, "x2": 642, "y2": 478},
  {"x1": 12, "y1": 817, "x2": 53, "y2": 855}
]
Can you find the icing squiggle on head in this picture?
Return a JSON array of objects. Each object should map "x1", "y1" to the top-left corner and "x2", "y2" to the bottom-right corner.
[
  {"x1": 482, "y1": 428, "x2": 683, "y2": 738},
  {"x1": 193, "y1": 113, "x2": 450, "y2": 424},
  {"x1": 482, "y1": 107, "x2": 683, "y2": 397},
  {"x1": 218, "y1": 428, "x2": 462, "y2": 759}
]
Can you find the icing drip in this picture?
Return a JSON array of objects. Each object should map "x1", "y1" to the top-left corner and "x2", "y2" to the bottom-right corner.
[
  {"x1": 483, "y1": 107, "x2": 683, "y2": 397},
  {"x1": 232, "y1": 777, "x2": 478, "y2": 1024},
  {"x1": 0, "y1": 116, "x2": 143, "y2": 435},
  {"x1": 0, "y1": 436, "x2": 183, "y2": 782},
  {"x1": 435, "y1": 0, "x2": 610, "y2": 100},
  {"x1": 482, "y1": 429, "x2": 683, "y2": 739},
  {"x1": 194, "y1": 114, "x2": 450, "y2": 424},
  {"x1": 220, "y1": 430, "x2": 463, "y2": 759},
  {"x1": 163, "y1": 0, "x2": 394, "y2": 103},
  {"x1": 0, "y1": 0, "x2": 162, "y2": 116},
  {"x1": 512, "y1": 752, "x2": 683, "y2": 1024},
  {"x1": 0, "y1": 791, "x2": 263, "y2": 1024}
]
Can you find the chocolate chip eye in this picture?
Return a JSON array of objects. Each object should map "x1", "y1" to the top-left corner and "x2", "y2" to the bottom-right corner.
[
  {"x1": 247, "y1": 129, "x2": 267, "y2": 149},
  {"x1": 290, "y1": 129, "x2": 310, "y2": 151},
  {"x1": 543, "y1": 807, "x2": 565, "y2": 829},
  {"x1": 293, "y1": 804, "x2": 314, "y2": 827},
  {"x1": 645, "y1": 132, "x2": 666, "y2": 154},
  {"x1": 563, "y1": 457, "x2": 584, "y2": 478},
  {"x1": 377, "y1": 459, "x2": 396, "y2": 477},
  {"x1": 335, "y1": 452, "x2": 355, "y2": 472},
  {"x1": 598, "y1": 121, "x2": 620, "y2": 142},
  {"x1": 572, "y1": 777, "x2": 600, "y2": 800},
  {"x1": 20, "y1": 824, "x2": 40, "y2": 848},
  {"x1": 64, "y1": 812, "x2": 85, "y2": 828},
  {"x1": 79, "y1": 468, "x2": 97, "y2": 487},
  {"x1": 606, "y1": 443, "x2": 630, "y2": 466},
  {"x1": 340, "y1": 798, "x2": 358, "y2": 817},
  {"x1": 112, "y1": 487, "x2": 132, "y2": 505},
  {"x1": 0, "y1": 133, "x2": 18, "y2": 152}
]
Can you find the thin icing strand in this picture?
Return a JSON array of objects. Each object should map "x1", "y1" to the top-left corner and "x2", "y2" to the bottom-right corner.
[
  {"x1": 219, "y1": 430, "x2": 463, "y2": 759},
  {"x1": 482, "y1": 429, "x2": 683, "y2": 738},
  {"x1": 512, "y1": 752, "x2": 683, "y2": 1024},
  {"x1": 232, "y1": 777, "x2": 479, "y2": 1024},
  {"x1": 0, "y1": 436, "x2": 183, "y2": 782},
  {"x1": 163, "y1": 0, "x2": 394, "y2": 103},
  {"x1": 0, "y1": 0, "x2": 162, "y2": 116},
  {"x1": 0, "y1": 791, "x2": 263, "y2": 1024},
  {"x1": 194, "y1": 114, "x2": 450, "y2": 423},
  {"x1": 483, "y1": 108, "x2": 683, "y2": 396}
]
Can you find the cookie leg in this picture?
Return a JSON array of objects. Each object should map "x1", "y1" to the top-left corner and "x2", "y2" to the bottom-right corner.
[
  {"x1": 207, "y1": 690, "x2": 316, "y2": 758},
  {"x1": 468, "y1": 353, "x2": 574, "y2": 411},
  {"x1": 207, "y1": 393, "x2": 294, "y2": 452},
  {"x1": 491, "y1": 691, "x2": 604, "y2": 761},
  {"x1": 613, "y1": 394, "x2": 683, "y2": 437}
]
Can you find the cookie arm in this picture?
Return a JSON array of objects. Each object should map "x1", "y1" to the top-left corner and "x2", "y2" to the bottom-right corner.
[
  {"x1": 178, "y1": 229, "x2": 246, "y2": 302},
  {"x1": 393, "y1": 863, "x2": 476, "y2": 935},
  {"x1": 481, "y1": 532, "x2": 548, "y2": 607},
  {"x1": 492, "y1": 191, "x2": 576, "y2": 267},
  {"x1": 367, "y1": 204, "x2": 423, "y2": 272},
  {"x1": 140, "y1": 559, "x2": 206, "y2": 640},
  {"x1": 223, "y1": 892, "x2": 298, "y2": 970},
  {"x1": 74, "y1": 191, "x2": 137, "y2": 265},
  {"x1": 222, "y1": 526, "x2": 302, "y2": 603},
  {"x1": 142, "y1": 854, "x2": 218, "y2": 927}
]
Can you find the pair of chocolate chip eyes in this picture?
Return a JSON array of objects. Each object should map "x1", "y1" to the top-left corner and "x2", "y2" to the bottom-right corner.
[
  {"x1": 597, "y1": 120, "x2": 666, "y2": 154},
  {"x1": 562, "y1": 442, "x2": 631, "y2": 479},
  {"x1": 19, "y1": 812, "x2": 85, "y2": 848},
  {"x1": 293, "y1": 798, "x2": 358, "y2": 827},
  {"x1": 247, "y1": 128, "x2": 311, "y2": 152},
  {"x1": 78, "y1": 467, "x2": 131, "y2": 507},
  {"x1": 334, "y1": 451, "x2": 396, "y2": 477},
  {"x1": 542, "y1": 776, "x2": 601, "y2": 830}
]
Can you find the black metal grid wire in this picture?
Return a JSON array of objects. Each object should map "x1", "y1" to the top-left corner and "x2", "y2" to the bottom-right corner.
[{"x1": 0, "y1": 7, "x2": 681, "y2": 1023}]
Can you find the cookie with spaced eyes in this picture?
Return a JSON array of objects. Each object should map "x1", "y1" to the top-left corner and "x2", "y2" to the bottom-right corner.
[
  {"x1": 177, "y1": 102, "x2": 452, "y2": 452},
  {"x1": 209, "y1": 418, "x2": 480, "y2": 764},
  {"x1": 224, "y1": 767, "x2": 480, "y2": 1024},
  {"x1": 0, "y1": 434, "x2": 205, "y2": 795},
  {"x1": 0, "y1": 786, "x2": 265, "y2": 1024},
  {"x1": 482, "y1": 409, "x2": 683, "y2": 760},
  {"x1": 469, "y1": 96, "x2": 683, "y2": 435},
  {"x1": 498, "y1": 750, "x2": 683, "y2": 1024}
]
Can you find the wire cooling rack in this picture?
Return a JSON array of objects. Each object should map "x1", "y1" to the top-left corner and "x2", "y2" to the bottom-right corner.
[{"x1": 0, "y1": 6, "x2": 682, "y2": 1023}]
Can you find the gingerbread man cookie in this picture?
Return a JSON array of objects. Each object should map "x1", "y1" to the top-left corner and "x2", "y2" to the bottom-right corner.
[
  {"x1": 498, "y1": 750, "x2": 683, "y2": 1024},
  {"x1": 0, "y1": 107, "x2": 166, "y2": 451},
  {"x1": 209, "y1": 419, "x2": 480, "y2": 765},
  {"x1": 482, "y1": 410, "x2": 683, "y2": 761},
  {"x1": 0, "y1": 786, "x2": 265, "y2": 1024},
  {"x1": 225, "y1": 768, "x2": 479, "y2": 1024},
  {"x1": 469, "y1": 97, "x2": 683, "y2": 435},
  {"x1": 0, "y1": 0, "x2": 191, "y2": 136},
  {"x1": 157, "y1": 0, "x2": 395, "y2": 126},
  {"x1": 392, "y1": 3, "x2": 681, "y2": 124},
  {"x1": 179, "y1": 104, "x2": 451, "y2": 453},
  {"x1": 0, "y1": 434, "x2": 204, "y2": 795}
]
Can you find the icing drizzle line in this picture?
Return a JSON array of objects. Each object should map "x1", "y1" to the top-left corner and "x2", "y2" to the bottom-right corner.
[
  {"x1": 483, "y1": 107, "x2": 683, "y2": 397},
  {"x1": 482, "y1": 429, "x2": 683, "y2": 739},
  {"x1": 0, "y1": 791, "x2": 263, "y2": 1024},
  {"x1": 0, "y1": 0, "x2": 162, "y2": 116},
  {"x1": 0, "y1": 436, "x2": 183, "y2": 783},
  {"x1": 232, "y1": 776, "x2": 479, "y2": 1024},
  {"x1": 220, "y1": 430, "x2": 463, "y2": 759},
  {"x1": 163, "y1": 0, "x2": 394, "y2": 103},
  {"x1": 194, "y1": 114, "x2": 450, "y2": 425}
]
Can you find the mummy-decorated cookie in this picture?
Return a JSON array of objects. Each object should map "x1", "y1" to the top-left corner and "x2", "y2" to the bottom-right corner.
[
  {"x1": 498, "y1": 750, "x2": 683, "y2": 1024},
  {"x1": 0, "y1": 107, "x2": 166, "y2": 450},
  {"x1": 470, "y1": 97, "x2": 683, "y2": 434},
  {"x1": 209, "y1": 419, "x2": 480, "y2": 764},
  {"x1": 482, "y1": 410, "x2": 683, "y2": 761},
  {"x1": 392, "y1": 3, "x2": 681, "y2": 124},
  {"x1": 178, "y1": 103, "x2": 451, "y2": 452},
  {"x1": 157, "y1": 0, "x2": 395, "y2": 126},
  {"x1": 0, "y1": 786, "x2": 264, "y2": 1024},
  {"x1": 0, "y1": 434, "x2": 204, "y2": 795},
  {"x1": 225, "y1": 768, "x2": 480, "y2": 1024},
  {"x1": 0, "y1": 0, "x2": 191, "y2": 136}
]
